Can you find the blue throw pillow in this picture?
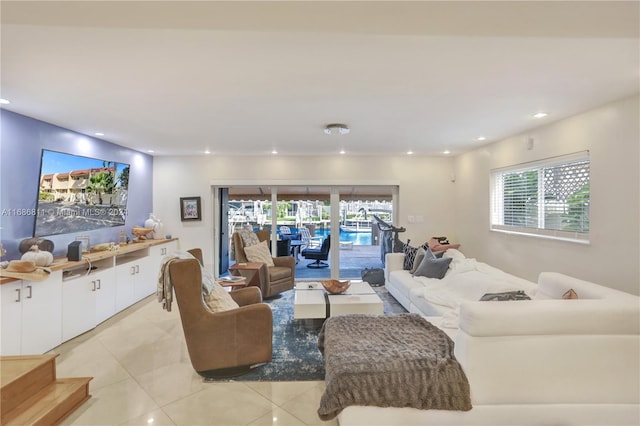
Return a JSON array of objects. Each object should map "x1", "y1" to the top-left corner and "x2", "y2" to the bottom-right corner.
[{"x1": 412, "y1": 249, "x2": 453, "y2": 279}]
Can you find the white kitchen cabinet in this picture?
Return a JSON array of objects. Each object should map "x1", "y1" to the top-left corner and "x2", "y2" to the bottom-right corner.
[
  {"x1": 62, "y1": 258, "x2": 115, "y2": 341},
  {"x1": 21, "y1": 272, "x2": 63, "y2": 354},
  {"x1": 1, "y1": 238, "x2": 178, "y2": 355},
  {"x1": 115, "y1": 249, "x2": 153, "y2": 310},
  {"x1": 144, "y1": 240, "x2": 178, "y2": 298},
  {"x1": 1, "y1": 280, "x2": 23, "y2": 355},
  {"x1": 95, "y1": 267, "x2": 117, "y2": 324},
  {"x1": 1, "y1": 272, "x2": 63, "y2": 355}
]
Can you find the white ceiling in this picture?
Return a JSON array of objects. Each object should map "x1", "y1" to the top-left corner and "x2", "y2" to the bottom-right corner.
[{"x1": 1, "y1": 1, "x2": 638, "y2": 157}]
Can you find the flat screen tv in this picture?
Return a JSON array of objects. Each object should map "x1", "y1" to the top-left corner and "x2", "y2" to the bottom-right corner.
[{"x1": 33, "y1": 149, "x2": 130, "y2": 237}]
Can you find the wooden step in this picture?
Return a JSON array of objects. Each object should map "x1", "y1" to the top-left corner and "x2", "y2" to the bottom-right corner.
[
  {"x1": 1, "y1": 354, "x2": 58, "y2": 418},
  {"x1": 1, "y1": 355, "x2": 92, "y2": 425},
  {"x1": 2, "y1": 377, "x2": 92, "y2": 426}
]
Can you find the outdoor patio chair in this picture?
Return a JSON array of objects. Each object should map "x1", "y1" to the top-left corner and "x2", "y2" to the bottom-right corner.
[
  {"x1": 279, "y1": 226, "x2": 291, "y2": 235},
  {"x1": 301, "y1": 235, "x2": 331, "y2": 268},
  {"x1": 300, "y1": 226, "x2": 322, "y2": 249}
]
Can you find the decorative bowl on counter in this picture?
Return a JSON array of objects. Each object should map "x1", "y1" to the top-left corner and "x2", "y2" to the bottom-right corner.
[{"x1": 321, "y1": 279, "x2": 351, "y2": 294}]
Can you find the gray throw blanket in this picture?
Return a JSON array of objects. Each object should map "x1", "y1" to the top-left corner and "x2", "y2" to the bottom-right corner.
[{"x1": 317, "y1": 313, "x2": 472, "y2": 420}]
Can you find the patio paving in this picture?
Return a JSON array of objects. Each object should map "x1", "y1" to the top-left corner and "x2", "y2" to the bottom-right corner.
[{"x1": 294, "y1": 244, "x2": 384, "y2": 280}]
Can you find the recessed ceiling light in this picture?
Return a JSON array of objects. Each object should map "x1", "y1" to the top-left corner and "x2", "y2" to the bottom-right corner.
[
  {"x1": 147, "y1": 150, "x2": 154, "y2": 153},
  {"x1": 533, "y1": 112, "x2": 548, "y2": 119},
  {"x1": 271, "y1": 150, "x2": 278, "y2": 155},
  {"x1": 443, "y1": 150, "x2": 451, "y2": 155},
  {"x1": 94, "y1": 132, "x2": 104, "y2": 136},
  {"x1": 0, "y1": 99, "x2": 10, "y2": 105},
  {"x1": 324, "y1": 123, "x2": 350, "y2": 135},
  {"x1": 477, "y1": 136, "x2": 486, "y2": 141},
  {"x1": 339, "y1": 149, "x2": 346, "y2": 154},
  {"x1": 204, "y1": 150, "x2": 211, "y2": 154},
  {"x1": 407, "y1": 150, "x2": 414, "y2": 155}
]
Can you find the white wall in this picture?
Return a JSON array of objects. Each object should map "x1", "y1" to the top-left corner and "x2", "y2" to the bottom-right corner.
[
  {"x1": 454, "y1": 95, "x2": 640, "y2": 295},
  {"x1": 153, "y1": 155, "x2": 456, "y2": 271},
  {"x1": 152, "y1": 95, "x2": 639, "y2": 295}
]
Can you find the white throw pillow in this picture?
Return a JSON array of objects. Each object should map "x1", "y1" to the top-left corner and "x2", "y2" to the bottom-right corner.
[
  {"x1": 204, "y1": 282, "x2": 239, "y2": 312},
  {"x1": 244, "y1": 240, "x2": 275, "y2": 267},
  {"x1": 443, "y1": 248, "x2": 466, "y2": 262}
]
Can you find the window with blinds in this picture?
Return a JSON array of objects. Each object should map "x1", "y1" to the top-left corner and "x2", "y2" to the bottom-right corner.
[{"x1": 490, "y1": 151, "x2": 590, "y2": 242}]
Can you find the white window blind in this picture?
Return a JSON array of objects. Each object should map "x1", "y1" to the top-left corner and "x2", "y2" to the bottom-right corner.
[{"x1": 490, "y1": 151, "x2": 590, "y2": 242}]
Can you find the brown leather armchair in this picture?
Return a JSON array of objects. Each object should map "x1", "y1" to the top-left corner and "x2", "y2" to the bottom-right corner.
[
  {"x1": 169, "y1": 248, "x2": 273, "y2": 378},
  {"x1": 232, "y1": 232, "x2": 295, "y2": 298}
]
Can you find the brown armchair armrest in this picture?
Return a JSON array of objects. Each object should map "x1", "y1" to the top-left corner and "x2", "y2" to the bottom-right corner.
[
  {"x1": 273, "y1": 256, "x2": 295, "y2": 269},
  {"x1": 230, "y1": 287, "x2": 263, "y2": 306}
]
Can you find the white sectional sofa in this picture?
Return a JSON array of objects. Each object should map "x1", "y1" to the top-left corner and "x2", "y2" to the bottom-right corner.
[{"x1": 337, "y1": 251, "x2": 640, "y2": 425}]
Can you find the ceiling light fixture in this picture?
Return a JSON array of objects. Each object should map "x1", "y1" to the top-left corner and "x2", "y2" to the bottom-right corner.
[
  {"x1": 533, "y1": 112, "x2": 548, "y2": 119},
  {"x1": 0, "y1": 99, "x2": 10, "y2": 105},
  {"x1": 407, "y1": 150, "x2": 414, "y2": 155},
  {"x1": 324, "y1": 123, "x2": 350, "y2": 135},
  {"x1": 95, "y1": 132, "x2": 104, "y2": 136},
  {"x1": 477, "y1": 136, "x2": 486, "y2": 141},
  {"x1": 443, "y1": 150, "x2": 451, "y2": 155},
  {"x1": 271, "y1": 150, "x2": 278, "y2": 155},
  {"x1": 339, "y1": 149, "x2": 346, "y2": 154}
]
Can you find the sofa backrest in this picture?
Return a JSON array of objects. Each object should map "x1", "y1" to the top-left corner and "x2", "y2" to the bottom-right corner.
[{"x1": 537, "y1": 272, "x2": 637, "y2": 301}]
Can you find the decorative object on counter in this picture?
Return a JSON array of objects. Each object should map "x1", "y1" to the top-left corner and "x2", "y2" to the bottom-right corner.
[
  {"x1": 180, "y1": 196, "x2": 201, "y2": 221},
  {"x1": 131, "y1": 226, "x2": 153, "y2": 242},
  {"x1": 321, "y1": 279, "x2": 351, "y2": 294},
  {"x1": 18, "y1": 237, "x2": 54, "y2": 255},
  {"x1": 0, "y1": 242, "x2": 6, "y2": 258},
  {"x1": 165, "y1": 234, "x2": 172, "y2": 239},
  {"x1": 92, "y1": 242, "x2": 120, "y2": 252},
  {"x1": 119, "y1": 229, "x2": 127, "y2": 245},
  {"x1": 76, "y1": 235, "x2": 90, "y2": 253},
  {"x1": 21, "y1": 245, "x2": 54, "y2": 267},
  {"x1": 67, "y1": 241, "x2": 82, "y2": 261},
  {"x1": 144, "y1": 213, "x2": 163, "y2": 239},
  {"x1": 0, "y1": 260, "x2": 51, "y2": 281}
]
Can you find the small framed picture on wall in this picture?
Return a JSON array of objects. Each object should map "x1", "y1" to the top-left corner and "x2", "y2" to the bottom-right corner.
[{"x1": 180, "y1": 196, "x2": 201, "y2": 221}]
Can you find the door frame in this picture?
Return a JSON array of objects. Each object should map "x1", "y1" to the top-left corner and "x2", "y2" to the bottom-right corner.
[{"x1": 211, "y1": 180, "x2": 399, "y2": 278}]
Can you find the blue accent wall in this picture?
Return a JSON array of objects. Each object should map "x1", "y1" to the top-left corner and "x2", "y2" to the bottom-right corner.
[{"x1": 0, "y1": 110, "x2": 153, "y2": 260}]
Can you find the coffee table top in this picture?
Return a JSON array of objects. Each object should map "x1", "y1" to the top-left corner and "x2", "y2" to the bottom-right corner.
[
  {"x1": 293, "y1": 280, "x2": 382, "y2": 319},
  {"x1": 294, "y1": 280, "x2": 376, "y2": 295}
]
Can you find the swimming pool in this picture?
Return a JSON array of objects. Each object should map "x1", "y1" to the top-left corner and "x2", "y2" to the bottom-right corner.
[{"x1": 314, "y1": 228, "x2": 371, "y2": 245}]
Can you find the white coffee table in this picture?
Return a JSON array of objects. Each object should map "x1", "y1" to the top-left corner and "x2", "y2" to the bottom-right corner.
[{"x1": 293, "y1": 281, "x2": 383, "y2": 319}]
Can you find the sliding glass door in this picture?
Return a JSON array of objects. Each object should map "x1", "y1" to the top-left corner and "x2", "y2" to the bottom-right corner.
[{"x1": 218, "y1": 184, "x2": 397, "y2": 280}]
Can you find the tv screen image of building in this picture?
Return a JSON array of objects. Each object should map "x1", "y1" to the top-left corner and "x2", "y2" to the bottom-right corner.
[{"x1": 34, "y1": 149, "x2": 130, "y2": 237}]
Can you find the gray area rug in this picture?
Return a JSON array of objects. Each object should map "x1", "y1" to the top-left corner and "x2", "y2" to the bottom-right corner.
[{"x1": 213, "y1": 285, "x2": 406, "y2": 382}]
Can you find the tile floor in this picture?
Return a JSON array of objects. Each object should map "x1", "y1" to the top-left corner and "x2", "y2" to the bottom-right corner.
[{"x1": 52, "y1": 296, "x2": 337, "y2": 426}]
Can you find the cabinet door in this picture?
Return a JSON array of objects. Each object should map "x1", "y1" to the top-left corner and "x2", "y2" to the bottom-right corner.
[
  {"x1": 133, "y1": 255, "x2": 155, "y2": 300},
  {"x1": 116, "y1": 261, "x2": 137, "y2": 311},
  {"x1": 21, "y1": 272, "x2": 62, "y2": 354},
  {"x1": 1, "y1": 281, "x2": 23, "y2": 355},
  {"x1": 95, "y1": 270, "x2": 117, "y2": 325},
  {"x1": 149, "y1": 241, "x2": 178, "y2": 274},
  {"x1": 62, "y1": 275, "x2": 97, "y2": 341}
]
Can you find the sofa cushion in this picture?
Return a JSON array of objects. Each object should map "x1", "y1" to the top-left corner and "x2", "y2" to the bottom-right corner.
[
  {"x1": 244, "y1": 240, "x2": 275, "y2": 266},
  {"x1": 389, "y1": 270, "x2": 427, "y2": 300},
  {"x1": 413, "y1": 250, "x2": 452, "y2": 279},
  {"x1": 269, "y1": 265, "x2": 292, "y2": 281},
  {"x1": 409, "y1": 247, "x2": 427, "y2": 274},
  {"x1": 204, "y1": 282, "x2": 240, "y2": 312},
  {"x1": 403, "y1": 243, "x2": 419, "y2": 270}
]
